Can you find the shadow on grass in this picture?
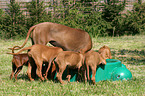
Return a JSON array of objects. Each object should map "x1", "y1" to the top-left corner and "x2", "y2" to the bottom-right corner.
[
  {"x1": 16, "y1": 74, "x2": 54, "y2": 82},
  {"x1": 16, "y1": 74, "x2": 31, "y2": 81},
  {"x1": 94, "y1": 49, "x2": 145, "y2": 65},
  {"x1": 15, "y1": 65, "x2": 56, "y2": 82},
  {"x1": 112, "y1": 49, "x2": 145, "y2": 65}
]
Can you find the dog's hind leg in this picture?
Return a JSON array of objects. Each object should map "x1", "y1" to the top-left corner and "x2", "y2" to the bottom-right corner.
[
  {"x1": 57, "y1": 65, "x2": 66, "y2": 84},
  {"x1": 10, "y1": 62, "x2": 17, "y2": 80},
  {"x1": 77, "y1": 67, "x2": 81, "y2": 82},
  {"x1": 51, "y1": 62, "x2": 56, "y2": 80},
  {"x1": 27, "y1": 62, "x2": 34, "y2": 81},
  {"x1": 86, "y1": 65, "x2": 90, "y2": 81},
  {"x1": 84, "y1": 67, "x2": 87, "y2": 83},
  {"x1": 35, "y1": 60, "x2": 45, "y2": 81},
  {"x1": 44, "y1": 59, "x2": 53, "y2": 80},
  {"x1": 14, "y1": 66, "x2": 23, "y2": 80},
  {"x1": 66, "y1": 68, "x2": 71, "y2": 82},
  {"x1": 90, "y1": 65, "x2": 96, "y2": 85}
]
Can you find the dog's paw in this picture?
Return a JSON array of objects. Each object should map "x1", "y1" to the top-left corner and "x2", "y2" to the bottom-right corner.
[{"x1": 30, "y1": 79, "x2": 34, "y2": 81}]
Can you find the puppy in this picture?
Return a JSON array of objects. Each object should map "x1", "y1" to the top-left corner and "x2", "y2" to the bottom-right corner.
[
  {"x1": 8, "y1": 44, "x2": 63, "y2": 81},
  {"x1": 10, "y1": 53, "x2": 29, "y2": 80},
  {"x1": 85, "y1": 50, "x2": 106, "y2": 84},
  {"x1": 54, "y1": 51, "x2": 84, "y2": 84}
]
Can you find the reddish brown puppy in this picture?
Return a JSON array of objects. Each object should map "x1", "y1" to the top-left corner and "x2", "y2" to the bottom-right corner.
[
  {"x1": 10, "y1": 53, "x2": 29, "y2": 80},
  {"x1": 84, "y1": 50, "x2": 106, "y2": 84},
  {"x1": 8, "y1": 44, "x2": 63, "y2": 81},
  {"x1": 54, "y1": 51, "x2": 84, "y2": 84},
  {"x1": 98, "y1": 45, "x2": 112, "y2": 59}
]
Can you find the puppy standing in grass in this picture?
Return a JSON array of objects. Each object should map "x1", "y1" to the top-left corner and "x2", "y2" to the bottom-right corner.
[
  {"x1": 84, "y1": 50, "x2": 106, "y2": 84},
  {"x1": 8, "y1": 44, "x2": 63, "y2": 81},
  {"x1": 54, "y1": 51, "x2": 84, "y2": 84},
  {"x1": 8, "y1": 46, "x2": 30, "y2": 80},
  {"x1": 10, "y1": 53, "x2": 30, "y2": 80}
]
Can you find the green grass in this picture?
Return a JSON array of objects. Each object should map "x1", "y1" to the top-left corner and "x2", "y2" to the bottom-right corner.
[{"x1": 0, "y1": 35, "x2": 145, "y2": 95}]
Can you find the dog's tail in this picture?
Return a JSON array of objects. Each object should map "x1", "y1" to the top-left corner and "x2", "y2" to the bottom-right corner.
[
  {"x1": 8, "y1": 25, "x2": 36, "y2": 50},
  {"x1": 7, "y1": 46, "x2": 32, "y2": 55},
  {"x1": 11, "y1": 46, "x2": 21, "y2": 53}
]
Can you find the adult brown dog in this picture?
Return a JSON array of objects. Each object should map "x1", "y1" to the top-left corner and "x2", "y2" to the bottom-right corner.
[
  {"x1": 9, "y1": 22, "x2": 92, "y2": 53},
  {"x1": 10, "y1": 53, "x2": 29, "y2": 80},
  {"x1": 84, "y1": 50, "x2": 106, "y2": 84},
  {"x1": 8, "y1": 44, "x2": 63, "y2": 81},
  {"x1": 54, "y1": 51, "x2": 84, "y2": 84},
  {"x1": 98, "y1": 45, "x2": 112, "y2": 59}
]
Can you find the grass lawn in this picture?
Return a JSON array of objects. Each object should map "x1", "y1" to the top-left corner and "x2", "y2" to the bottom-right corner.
[{"x1": 0, "y1": 35, "x2": 145, "y2": 95}]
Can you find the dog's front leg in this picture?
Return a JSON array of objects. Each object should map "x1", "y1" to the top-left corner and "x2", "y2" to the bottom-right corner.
[{"x1": 57, "y1": 66, "x2": 66, "y2": 84}]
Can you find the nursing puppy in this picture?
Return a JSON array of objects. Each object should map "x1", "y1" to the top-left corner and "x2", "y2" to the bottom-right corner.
[
  {"x1": 10, "y1": 53, "x2": 29, "y2": 80},
  {"x1": 8, "y1": 44, "x2": 63, "y2": 81},
  {"x1": 54, "y1": 51, "x2": 84, "y2": 84}
]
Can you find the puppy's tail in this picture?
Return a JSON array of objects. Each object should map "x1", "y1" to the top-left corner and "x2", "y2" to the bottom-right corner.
[
  {"x1": 11, "y1": 46, "x2": 21, "y2": 53},
  {"x1": 7, "y1": 46, "x2": 32, "y2": 55}
]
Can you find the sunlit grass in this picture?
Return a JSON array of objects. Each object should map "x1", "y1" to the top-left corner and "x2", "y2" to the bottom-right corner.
[{"x1": 0, "y1": 35, "x2": 145, "y2": 95}]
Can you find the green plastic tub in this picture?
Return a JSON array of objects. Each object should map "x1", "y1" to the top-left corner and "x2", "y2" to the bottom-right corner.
[
  {"x1": 54, "y1": 59, "x2": 132, "y2": 82},
  {"x1": 90, "y1": 59, "x2": 132, "y2": 82}
]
